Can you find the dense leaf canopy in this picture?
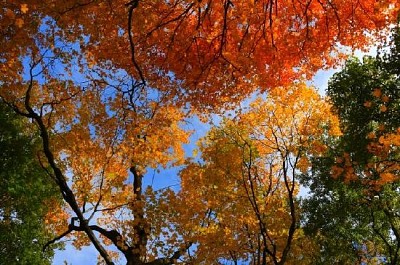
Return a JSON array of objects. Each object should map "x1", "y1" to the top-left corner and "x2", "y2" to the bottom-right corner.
[
  {"x1": 302, "y1": 27, "x2": 400, "y2": 264},
  {"x1": 0, "y1": 1, "x2": 399, "y2": 264},
  {"x1": 0, "y1": 101, "x2": 58, "y2": 264}
]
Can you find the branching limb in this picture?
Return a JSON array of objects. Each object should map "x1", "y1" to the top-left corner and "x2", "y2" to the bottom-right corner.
[
  {"x1": 126, "y1": 0, "x2": 146, "y2": 86},
  {"x1": 147, "y1": 242, "x2": 193, "y2": 265},
  {"x1": 20, "y1": 60, "x2": 115, "y2": 265},
  {"x1": 43, "y1": 228, "x2": 73, "y2": 252}
]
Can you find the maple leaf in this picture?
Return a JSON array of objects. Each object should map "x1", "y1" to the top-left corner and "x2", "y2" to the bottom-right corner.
[
  {"x1": 20, "y1": 4, "x2": 29, "y2": 14},
  {"x1": 15, "y1": 18, "x2": 24, "y2": 28},
  {"x1": 0, "y1": 1, "x2": 399, "y2": 264},
  {"x1": 5, "y1": 8, "x2": 15, "y2": 19}
]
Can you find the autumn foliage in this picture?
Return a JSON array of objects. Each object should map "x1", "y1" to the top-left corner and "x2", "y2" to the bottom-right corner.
[
  {"x1": 304, "y1": 40, "x2": 400, "y2": 264},
  {"x1": 329, "y1": 59, "x2": 400, "y2": 190},
  {"x1": 2, "y1": 0, "x2": 400, "y2": 108},
  {"x1": 0, "y1": 0, "x2": 400, "y2": 264},
  {"x1": 178, "y1": 85, "x2": 340, "y2": 264}
]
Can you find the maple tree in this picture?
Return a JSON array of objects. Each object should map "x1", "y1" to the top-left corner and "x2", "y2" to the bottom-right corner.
[
  {"x1": 177, "y1": 85, "x2": 341, "y2": 264},
  {"x1": 1, "y1": 0, "x2": 400, "y2": 108},
  {"x1": 0, "y1": 0, "x2": 399, "y2": 264}
]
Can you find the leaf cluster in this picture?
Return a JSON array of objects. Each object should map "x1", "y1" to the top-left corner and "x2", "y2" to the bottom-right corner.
[
  {"x1": 0, "y1": 101, "x2": 60, "y2": 265},
  {"x1": 303, "y1": 25, "x2": 400, "y2": 264}
]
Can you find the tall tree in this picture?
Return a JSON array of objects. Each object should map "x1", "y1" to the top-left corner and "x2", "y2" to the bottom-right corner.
[
  {"x1": 0, "y1": 101, "x2": 58, "y2": 265},
  {"x1": 302, "y1": 25, "x2": 400, "y2": 264},
  {"x1": 177, "y1": 85, "x2": 341, "y2": 264}
]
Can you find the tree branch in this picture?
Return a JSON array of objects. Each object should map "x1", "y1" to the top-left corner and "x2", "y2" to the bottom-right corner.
[
  {"x1": 21, "y1": 61, "x2": 115, "y2": 265},
  {"x1": 43, "y1": 228, "x2": 73, "y2": 252},
  {"x1": 147, "y1": 242, "x2": 193, "y2": 265},
  {"x1": 127, "y1": 0, "x2": 146, "y2": 86}
]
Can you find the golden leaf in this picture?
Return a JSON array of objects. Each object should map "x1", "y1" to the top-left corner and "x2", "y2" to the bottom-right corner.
[
  {"x1": 15, "y1": 18, "x2": 24, "y2": 28},
  {"x1": 20, "y1": 4, "x2": 29, "y2": 14}
]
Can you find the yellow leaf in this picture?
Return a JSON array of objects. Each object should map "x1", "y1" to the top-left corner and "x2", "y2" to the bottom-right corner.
[
  {"x1": 21, "y1": 4, "x2": 29, "y2": 14},
  {"x1": 192, "y1": 148, "x2": 198, "y2": 157},
  {"x1": 15, "y1": 18, "x2": 24, "y2": 28}
]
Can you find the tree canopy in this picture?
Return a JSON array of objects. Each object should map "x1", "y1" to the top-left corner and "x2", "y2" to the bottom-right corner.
[
  {"x1": 1, "y1": 0, "x2": 399, "y2": 109},
  {"x1": 0, "y1": 1, "x2": 399, "y2": 264},
  {"x1": 302, "y1": 26, "x2": 400, "y2": 264},
  {"x1": 177, "y1": 85, "x2": 340, "y2": 264},
  {"x1": 0, "y1": 101, "x2": 59, "y2": 264}
]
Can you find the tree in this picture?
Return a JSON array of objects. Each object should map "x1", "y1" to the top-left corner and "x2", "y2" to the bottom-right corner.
[
  {"x1": 0, "y1": 1, "x2": 399, "y2": 264},
  {"x1": 177, "y1": 85, "x2": 340, "y2": 264},
  {"x1": 1, "y1": 1, "x2": 399, "y2": 109},
  {"x1": 0, "y1": 100, "x2": 59, "y2": 264},
  {"x1": 302, "y1": 25, "x2": 400, "y2": 264}
]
